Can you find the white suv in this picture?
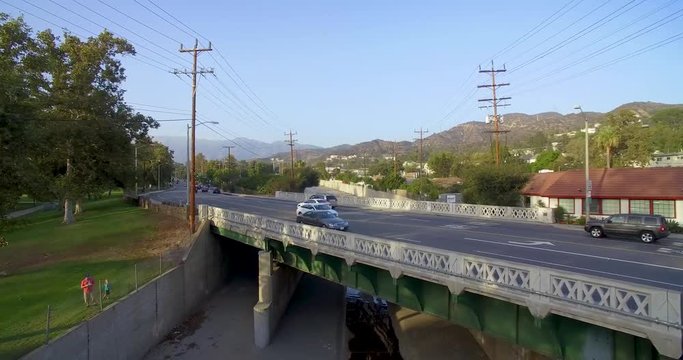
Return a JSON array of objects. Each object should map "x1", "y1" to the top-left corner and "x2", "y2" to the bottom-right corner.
[{"x1": 296, "y1": 202, "x2": 338, "y2": 216}]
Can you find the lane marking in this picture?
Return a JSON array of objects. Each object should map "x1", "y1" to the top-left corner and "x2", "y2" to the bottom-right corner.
[
  {"x1": 475, "y1": 251, "x2": 683, "y2": 289},
  {"x1": 464, "y1": 237, "x2": 683, "y2": 272},
  {"x1": 391, "y1": 236, "x2": 422, "y2": 244},
  {"x1": 443, "y1": 224, "x2": 475, "y2": 230},
  {"x1": 508, "y1": 240, "x2": 554, "y2": 246},
  {"x1": 672, "y1": 242, "x2": 683, "y2": 247},
  {"x1": 658, "y1": 248, "x2": 683, "y2": 255}
]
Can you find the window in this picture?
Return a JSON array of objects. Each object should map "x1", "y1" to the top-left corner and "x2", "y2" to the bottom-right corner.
[
  {"x1": 627, "y1": 216, "x2": 643, "y2": 225},
  {"x1": 601, "y1": 199, "x2": 620, "y2": 215},
  {"x1": 630, "y1": 200, "x2": 650, "y2": 214},
  {"x1": 558, "y1": 198, "x2": 575, "y2": 213},
  {"x1": 644, "y1": 217, "x2": 659, "y2": 225},
  {"x1": 610, "y1": 215, "x2": 627, "y2": 224},
  {"x1": 589, "y1": 199, "x2": 600, "y2": 214},
  {"x1": 652, "y1": 200, "x2": 675, "y2": 218}
]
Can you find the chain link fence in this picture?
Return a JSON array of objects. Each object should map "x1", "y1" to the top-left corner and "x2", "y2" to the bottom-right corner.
[{"x1": 0, "y1": 248, "x2": 186, "y2": 359}]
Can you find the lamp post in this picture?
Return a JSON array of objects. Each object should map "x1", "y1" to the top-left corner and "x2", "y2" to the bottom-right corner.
[{"x1": 574, "y1": 105, "x2": 590, "y2": 220}]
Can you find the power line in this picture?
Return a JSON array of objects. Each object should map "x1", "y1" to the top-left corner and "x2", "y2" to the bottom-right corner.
[
  {"x1": 55, "y1": 0, "x2": 189, "y2": 68},
  {"x1": 96, "y1": 0, "x2": 180, "y2": 45},
  {"x1": 509, "y1": 0, "x2": 645, "y2": 74}
]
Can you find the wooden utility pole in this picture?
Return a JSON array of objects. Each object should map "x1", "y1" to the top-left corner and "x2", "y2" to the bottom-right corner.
[
  {"x1": 478, "y1": 61, "x2": 511, "y2": 166},
  {"x1": 222, "y1": 145, "x2": 235, "y2": 170},
  {"x1": 393, "y1": 141, "x2": 398, "y2": 176},
  {"x1": 175, "y1": 39, "x2": 213, "y2": 233},
  {"x1": 414, "y1": 128, "x2": 428, "y2": 177},
  {"x1": 285, "y1": 130, "x2": 297, "y2": 180}
]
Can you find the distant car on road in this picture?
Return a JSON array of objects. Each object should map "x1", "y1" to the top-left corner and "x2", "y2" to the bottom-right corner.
[
  {"x1": 201, "y1": 186, "x2": 209, "y2": 193},
  {"x1": 584, "y1": 214, "x2": 670, "y2": 243},
  {"x1": 309, "y1": 194, "x2": 338, "y2": 208},
  {"x1": 212, "y1": 187, "x2": 221, "y2": 194},
  {"x1": 296, "y1": 210, "x2": 349, "y2": 231},
  {"x1": 296, "y1": 202, "x2": 338, "y2": 216}
]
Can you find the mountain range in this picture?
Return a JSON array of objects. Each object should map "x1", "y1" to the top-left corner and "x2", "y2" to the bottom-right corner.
[{"x1": 157, "y1": 101, "x2": 681, "y2": 163}]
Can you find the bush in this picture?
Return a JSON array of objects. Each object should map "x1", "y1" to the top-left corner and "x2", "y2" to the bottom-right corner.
[
  {"x1": 667, "y1": 219, "x2": 682, "y2": 233},
  {"x1": 553, "y1": 206, "x2": 567, "y2": 223}
]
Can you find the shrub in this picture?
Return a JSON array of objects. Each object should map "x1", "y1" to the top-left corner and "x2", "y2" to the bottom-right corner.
[
  {"x1": 553, "y1": 206, "x2": 567, "y2": 223},
  {"x1": 666, "y1": 219, "x2": 682, "y2": 233}
]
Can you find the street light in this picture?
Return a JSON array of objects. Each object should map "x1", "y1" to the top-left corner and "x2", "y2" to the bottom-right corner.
[
  {"x1": 574, "y1": 105, "x2": 590, "y2": 220},
  {"x1": 186, "y1": 121, "x2": 219, "y2": 206}
]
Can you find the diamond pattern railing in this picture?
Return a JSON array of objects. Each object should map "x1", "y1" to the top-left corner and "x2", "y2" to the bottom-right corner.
[{"x1": 202, "y1": 205, "x2": 682, "y2": 358}]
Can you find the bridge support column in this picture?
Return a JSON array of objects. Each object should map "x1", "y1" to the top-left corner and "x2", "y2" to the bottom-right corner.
[{"x1": 253, "y1": 250, "x2": 302, "y2": 348}]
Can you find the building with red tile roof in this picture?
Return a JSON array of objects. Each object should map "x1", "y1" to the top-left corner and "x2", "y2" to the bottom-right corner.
[{"x1": 521, "y1": 168, "x2": 683, "y2": 222}]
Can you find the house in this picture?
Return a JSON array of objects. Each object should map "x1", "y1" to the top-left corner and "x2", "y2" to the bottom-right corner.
[
  {"x1": 649, "y1": 151, "x2": 683, "y2": 168},
  {"x1": 521, "y1": 168, "x2": 683, "y2": 223}
]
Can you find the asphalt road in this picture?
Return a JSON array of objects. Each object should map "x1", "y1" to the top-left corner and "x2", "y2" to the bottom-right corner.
[{"x1": 151, "y1": 187, "x2": 683, "y2": 291}]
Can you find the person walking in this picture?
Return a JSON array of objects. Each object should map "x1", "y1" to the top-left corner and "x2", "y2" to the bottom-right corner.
[
  {"x1": 102, "y1": 279, "x2": 112, "y2": 300},
  {"x1": 80, "y1": 274, "x2": 94, "y2": 306}
]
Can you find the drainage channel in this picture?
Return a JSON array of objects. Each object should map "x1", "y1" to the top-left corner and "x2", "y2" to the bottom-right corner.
[{"x1": 345, "y1": 288, "x2": 403, "y2": 360}]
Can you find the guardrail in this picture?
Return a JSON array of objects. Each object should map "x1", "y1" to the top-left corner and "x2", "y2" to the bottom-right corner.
[
  {"x1": 200, "y1": 204, "x2": 682, "y2": 358},
  {"x1": 276, "y1": 191, "x2": 554, "y2": 223}
]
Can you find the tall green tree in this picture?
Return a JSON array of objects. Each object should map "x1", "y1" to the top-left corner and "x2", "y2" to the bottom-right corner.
[
  {"x1": 462, "y1": 164, "x2": 530, "y2": 206},
  {"x1": 593, "y1": 125, "x2": 620, "y2": 168},
  {"x1": 427, "y1": 152, "x2": 456, "y2": 177},
  {"x1": 650, "y1": 108, "x2": 683, "y2": 153}
]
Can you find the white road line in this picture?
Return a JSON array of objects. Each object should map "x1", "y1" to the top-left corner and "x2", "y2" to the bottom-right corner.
[
  {"x1": 475, "y1": 250, "x2": 683, "y2": 289},
  {"x1": 391, "y1": 236, "x2": 422, "y2": 243},
  {"x1": 464, "y1": 237, "x2": 683, "y2": 272},
  {"x1": 672, "y1": 242, "x2": 683, "y2": 247}
]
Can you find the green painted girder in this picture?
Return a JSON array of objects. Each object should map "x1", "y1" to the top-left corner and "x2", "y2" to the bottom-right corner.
[{"x1": 212, "y1": 227, "x2": 664, "y2": 360}]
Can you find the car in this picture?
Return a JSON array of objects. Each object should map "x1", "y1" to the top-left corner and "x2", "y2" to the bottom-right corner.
[
  {"x1": 201, "y1": 185, "x2": 209, "y2": 192},
  {"x1": 212, "y1": 187, "x2": 221, "y2": 194},
  {"x1": 584, "y1": 214, "x2": 670, "y2": 243},
  {"x1": 296, "y1": 210, "x2": 349, "y2": 231},
  {"x1": 309, "y1": 194, "x2": 338, "y2": 208},
  {"x1": 301, "y1": 198, "x2": 332, "y2": 207},
  {"x1": 296, "y1": 202, "x2": 338, "y2": 216}
]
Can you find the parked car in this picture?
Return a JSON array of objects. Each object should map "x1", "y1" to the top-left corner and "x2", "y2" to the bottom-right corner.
[
  {"x1": 584, "y1": 214, "x2": 670, "y2": 243},
  {"x1": 309, "y1": 194, "x2": 338, "y2": 208},
  {"x1": 296, "y1": 210, "x2": 349, "y2": 231},
  {"x1": 296, "y1": 202, "x2": 338, "y2": 216}
]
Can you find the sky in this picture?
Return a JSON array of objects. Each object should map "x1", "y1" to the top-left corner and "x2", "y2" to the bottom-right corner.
[{"x1": 3, "y1": 0, "x2": 683, "y2": 153}]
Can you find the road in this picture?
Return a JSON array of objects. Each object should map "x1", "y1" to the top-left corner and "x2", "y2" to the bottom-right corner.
[{"x1": 151, "y1": 187, "x2": 683, "y2": 290}]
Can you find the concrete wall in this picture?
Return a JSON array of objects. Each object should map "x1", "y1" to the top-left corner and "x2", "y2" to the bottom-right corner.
[
  {"x1": 22, "y1": 220, "x2": 226, "y2": 360},
  {"x1": 253, "y1": 251, "x2": 303, "y2": 348}
]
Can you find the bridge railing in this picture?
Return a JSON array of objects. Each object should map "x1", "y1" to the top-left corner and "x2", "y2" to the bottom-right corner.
[
  {"x1": 200, "y1": 205, "x2": 682, "y2": 359},
  {"x1": 276, "y1": 191, "x2": 553, "y2": 223}
]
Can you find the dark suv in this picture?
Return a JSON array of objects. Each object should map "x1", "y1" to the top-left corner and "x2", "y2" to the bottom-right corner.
[{"x1": 584, "y1": 214, "x2": 670, "y2": 243}]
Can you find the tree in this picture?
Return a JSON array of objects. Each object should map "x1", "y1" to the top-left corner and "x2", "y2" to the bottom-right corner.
[
  {"x1": 404, "y1": 177, "x2": 440, "y2": 201},
  {"x1": 462, "y1": 164, "x2": 529, "y2": 206},
  {"x1": 593, "y1": 125, "x2": 620, "y2": 168},
  {"x1": 603, "y1": 110, "x2": 653, "y2": 167},
  {"x1": 650, "y1": 108, "x2": 683, "y2": 153},
  {"x1": 427, "y1": 152, "x2": 456, "y2": 177},
  {"x1": 530, "y1": 150, "x2": 560, "y2": 173}
]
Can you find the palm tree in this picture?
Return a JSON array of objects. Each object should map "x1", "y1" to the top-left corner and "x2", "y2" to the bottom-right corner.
[{"x1": 594, "y1": 126, "x2": 620, "y2": 168}]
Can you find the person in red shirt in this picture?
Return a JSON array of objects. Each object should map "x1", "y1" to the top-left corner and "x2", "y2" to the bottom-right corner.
[{"x1": 80, "y1": 274, "x2": 94, "y2": 306}]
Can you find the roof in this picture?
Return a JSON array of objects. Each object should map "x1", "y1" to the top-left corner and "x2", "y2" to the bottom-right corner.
[{"x1": 522, "y1": 168, "x2": 683, "y2": 200}]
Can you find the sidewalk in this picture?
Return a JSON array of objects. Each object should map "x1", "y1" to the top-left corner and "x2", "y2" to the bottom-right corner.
[{"x1": 6, "y1": 203, "x2": 55, "y2": 219}]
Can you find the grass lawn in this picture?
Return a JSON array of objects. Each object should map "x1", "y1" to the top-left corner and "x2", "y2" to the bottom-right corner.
[
  {"x1": 0, "y1": 194, "x2": 187, "y2": 360},
  {"x1": 9, "y1": 195, "x2": 39, "y2": 212}
]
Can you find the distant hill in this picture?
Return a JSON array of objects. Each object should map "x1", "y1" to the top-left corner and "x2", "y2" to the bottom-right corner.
[
  {"x1": 155, "y1": 136, "x2": 321, "y2": 162},
  {"x1": 268, "y1": 101, "x2": 682, "y2": 163},
  {"x1": 160, "y1": 102, "x2": 680, "y2": 164}
]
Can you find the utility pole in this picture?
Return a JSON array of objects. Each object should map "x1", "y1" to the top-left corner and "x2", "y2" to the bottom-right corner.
[
  {"x1": 393, "y1": 141, "x2": 398, "y2": 176},
  {"x1": 175, "y1": 39, "x2": 213, "y2": 233},
  {"x1": 284, "y1": 130, "x2": 297, "y2": 180},
  {"x1": 478, "y1": 61, "x2": 511, "y2": 166},
  {"x1": 414, "y1": 128, "x2": 428, "y2": 177},
  {"x1": 222, "y1": 145, "x2": 235, "y2": 171}
]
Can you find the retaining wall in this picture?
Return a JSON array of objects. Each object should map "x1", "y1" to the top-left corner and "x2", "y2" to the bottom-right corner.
[{"x1": 22, "y1": 219, "x2": 225, "y2": 360}]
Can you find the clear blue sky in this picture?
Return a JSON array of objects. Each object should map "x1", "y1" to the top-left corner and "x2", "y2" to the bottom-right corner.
[{"x1": 5, "y1": 0, "x2": 683, "y2": 151}]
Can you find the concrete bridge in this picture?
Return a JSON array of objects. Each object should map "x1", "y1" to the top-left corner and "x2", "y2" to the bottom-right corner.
[{"x1": 199, "y1": 204, "x2": 682, "y2": 359}]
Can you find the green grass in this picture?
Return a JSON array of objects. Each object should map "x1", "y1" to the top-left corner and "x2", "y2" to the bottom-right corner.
[{"x1": 0, "y1": 194, "x2": 176, "y2": 360}]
